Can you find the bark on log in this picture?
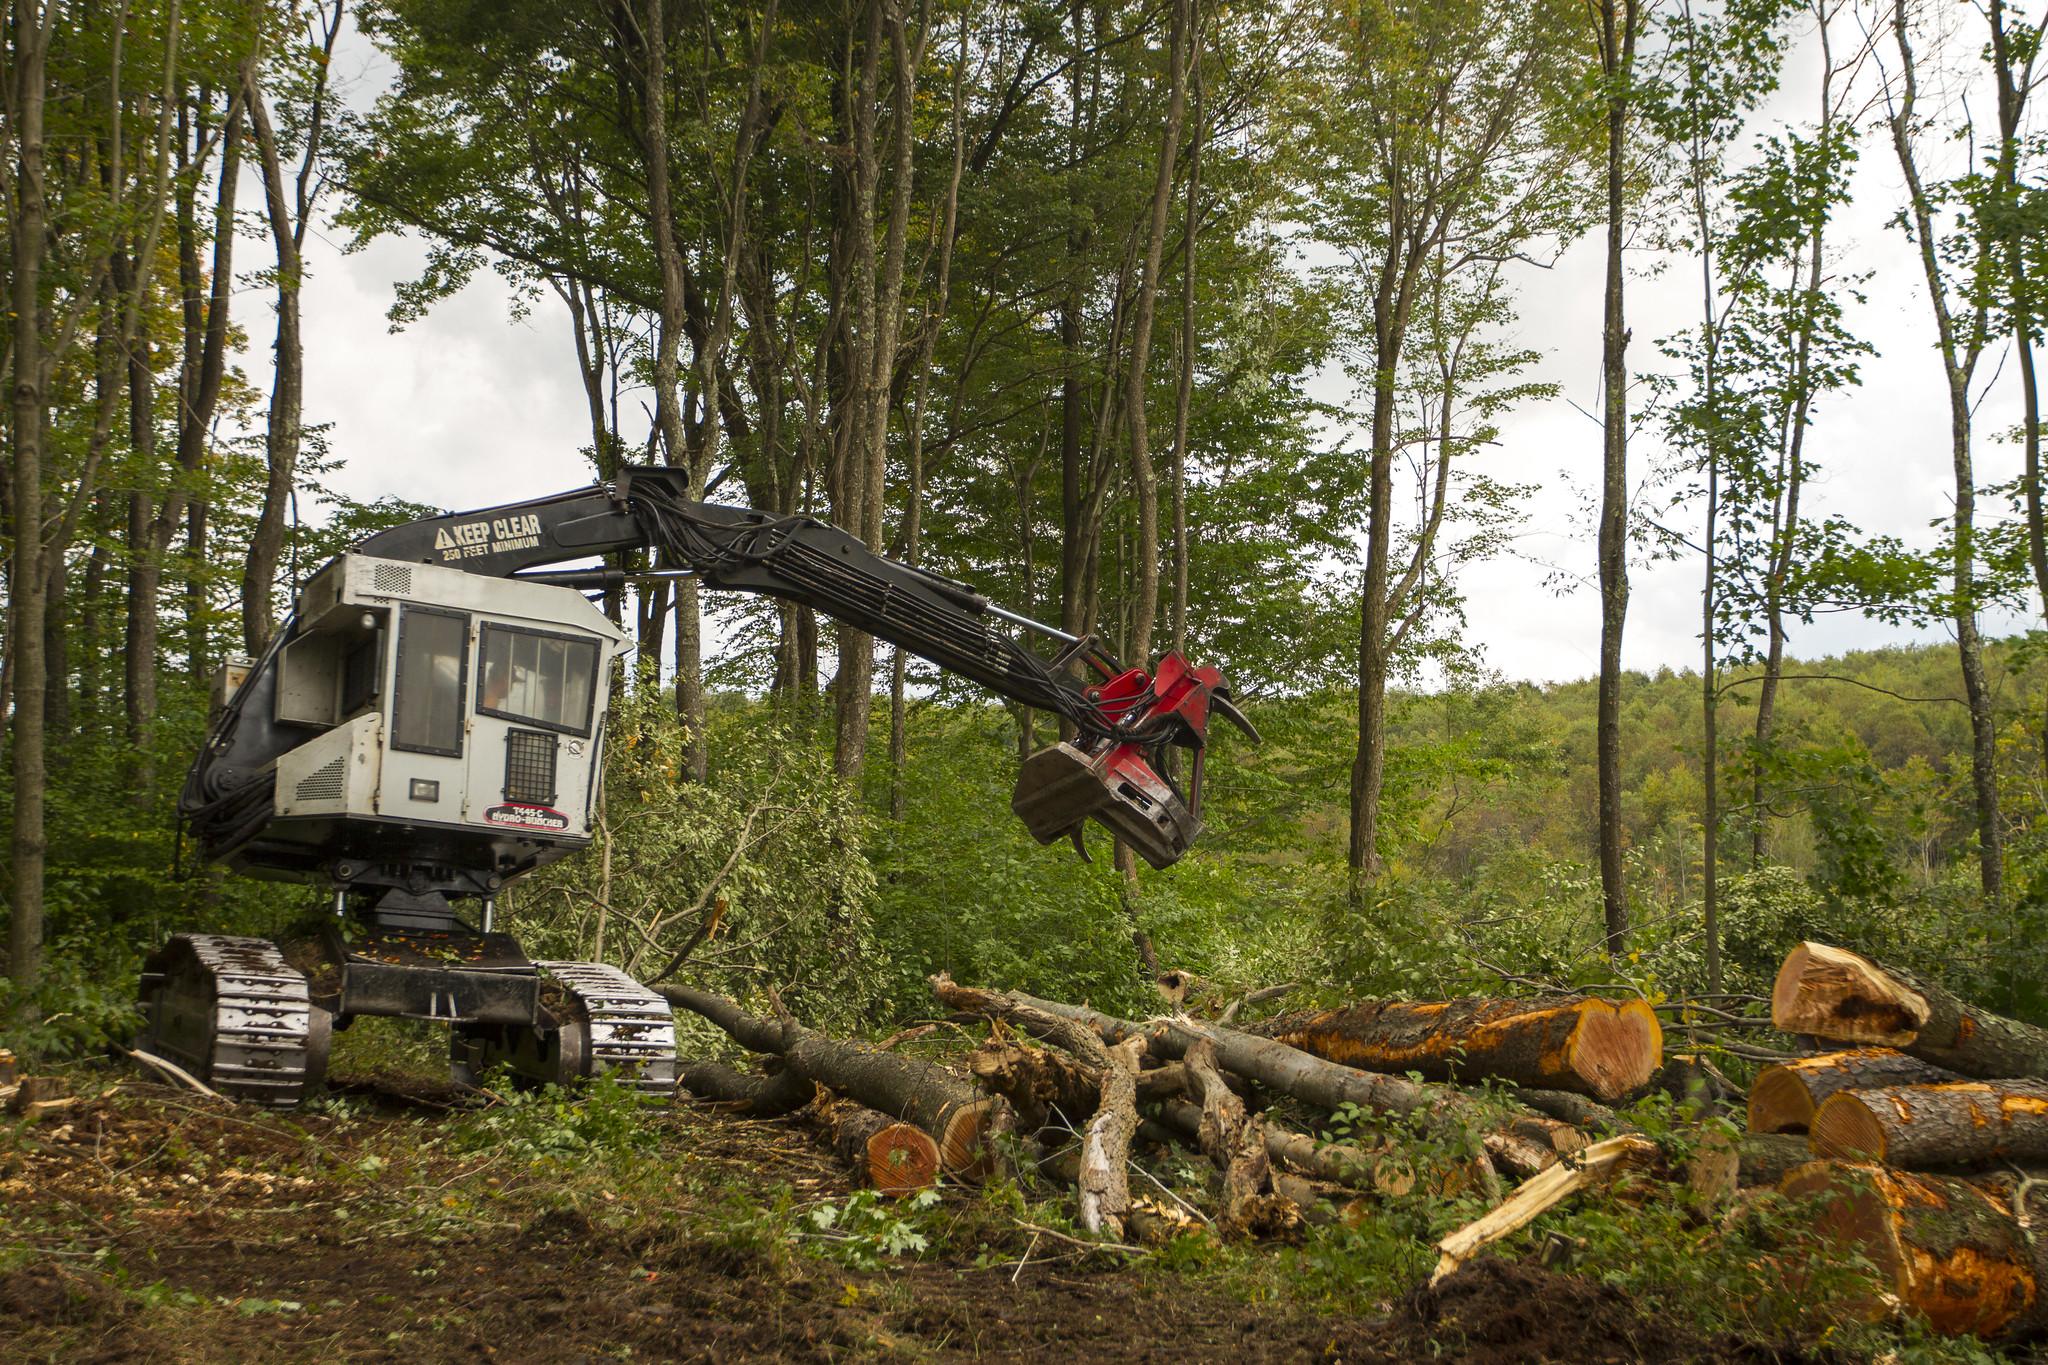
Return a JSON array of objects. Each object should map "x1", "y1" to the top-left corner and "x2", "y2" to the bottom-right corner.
[
  {"x1": 1184, "y1": 1039, "x2": 1300, "y2": 1241},
  {"x1": 933, "y1": 976, "x2": 1494, "y2": 1132},
  {"x1": 663, "y1": 985, "x2": 1003, "y2": 1177},
  {"x1": 1772, "y1": 942, "x2": 2048, "y2": 1080},
  {"x1": 1748, "y1": 1048, "x2": 1963, "y2": 1135},
  {"x1": 968, "y1": 1040, "x2": 1098, "y2": 1132},
  {"x1": 818, "y1": 1098, "x2": 941, "y2": 1196},
  {"x1": 1077, "y1": 1036, "x2": 1145, "y2": 1237},
  {"x1": 1734, "y1": 1132, "x2": 1811, "y2": 1188},
  {"x1": 1781, "y1": 1159, "x2": 2048, "y2": 1340},
  {"x1": 1515, "y1": 1088, "x2": 1631, "y2": 1133},
  {"x1": 677, "y1": 1059, "x2": 815, "y2": 1117},
  {"x1": 1432, "y1": 1135, "x2": 1661, "y2": 1284},
  {"x1": 1809, "y1": 1080, "x2": 2048, "y2": 1168},
  {"x1": 1254, "y1": 995, "x2": 1662, "y2": 1102}
]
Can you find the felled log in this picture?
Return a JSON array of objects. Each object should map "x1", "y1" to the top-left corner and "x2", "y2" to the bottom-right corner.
[
  {"x1": 1431, "y1": 1135, "x2": 1661, "y2": 1284},
  {"x1": 0, "y1": 1049, "x2": 16, "y2": 1087},
  {"x1": 1809, "y1": 1079, "x2": 2048, "y2": 1168},
  {"x1": 677, "y1": 1059, "x2": 815, "y2": 1117},
  {"x1": 1772, "y1": 942, "x2": 2048, "y2": 1080},
  {"x1": 6, "y1": 1076, "x2": 67, "y2": 1115},
  {"x1": 1781, "y1": 1160, "x2": 2048, "y2": 1340},
  {"x1": 1733, "y1": 1132, "x2": 1811, "y2": 1188},
  {"x1": 663, "y1": 985, "x2": 1004, "y2": 1177},
  {"x1": 1184, "y1": 1039, "x2": 1300, "y2": 1240},
  {"x1": 933, "y1": 975, "x2": 1495, "y2": 1132},
  {"x1": 1515, "y1": 1088, "x2": 1631, "y2": 1133},
  {"x1": 1078, "y1": 1036, "x2": 1145, "y2": 1237},
  {"x1": 968, "y1": 1040, "x2": 1099, "y2": 1132},
  {"x1": 1253, "y1": 995, "x2": 1662, "y2": 1102},
  {"x1": 817, "y1": 1098, "x2": 941, "y2": 1196},
  {"x1": 1748, "y1": 1048, "x2": 1963, "y2": 1134}
]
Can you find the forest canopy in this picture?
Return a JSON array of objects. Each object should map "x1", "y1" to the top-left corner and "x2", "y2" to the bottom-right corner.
[{"x1": 2, "y1": 0, "x2": 2047, "y2": 1057}]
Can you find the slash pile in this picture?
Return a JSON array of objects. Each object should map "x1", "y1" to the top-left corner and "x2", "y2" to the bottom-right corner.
[{"x1": 657, "y1": 947, "x2": 2048, "y2": 1346}]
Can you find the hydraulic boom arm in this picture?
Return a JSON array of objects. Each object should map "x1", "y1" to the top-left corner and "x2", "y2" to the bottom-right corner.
[{"x1": 354, "y1": 467, "x2": 1254, "y2": 865}]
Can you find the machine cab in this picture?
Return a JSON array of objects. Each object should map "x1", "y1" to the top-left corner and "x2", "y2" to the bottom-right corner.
[{"x1": 253, "y1": 554, "x2": 631, "y2": 884}]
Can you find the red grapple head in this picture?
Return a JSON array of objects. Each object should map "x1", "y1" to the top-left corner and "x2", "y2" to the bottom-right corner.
[{"x1": 1010, "y1": 651, "x2": 1252, "y2": 870}]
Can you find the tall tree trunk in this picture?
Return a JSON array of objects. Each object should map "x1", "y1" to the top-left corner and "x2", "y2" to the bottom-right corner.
[
  {"x1": 1169, "y1": 26, "x2": 1203, "y2": 658},
  {"x1": 890, "y1": 8, "x2": 965, "y2": 820},
  {"x1": 1989, "y1": 0, "x2": 2047, "y2": 762},
  {"x1": 241, "y1": 5, "x2": 340, "y2": 656},
  {"x1": 8, "y1": 0, "x2": 52, "y2": 1001},
  {"x1": 128, "y1": 83, "x2": 240, "y2": 794},
  {"x1": 1594, "y1": 0, "x2": 1638, "y2": 955},
  {"x1": 835, "y1": 0, "x2": 919, "y2": 782},
  {"x1": 637, "y1": 0, "x2": 705, "y2": 773},
  {"x1": 1888, "y1": 0, "x2": 2000, "y2": 901}
]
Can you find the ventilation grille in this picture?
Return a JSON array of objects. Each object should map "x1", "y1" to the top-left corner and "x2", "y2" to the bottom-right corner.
[
  {"x1": 504, "y1": 730, "x2": 559, "y2": 806},
  {"x1": 295, "y1": 755, "x2": 347, "y2": 803},
  {"x1": 371, "y1": 563, "x2": 413, "y2": 596}
]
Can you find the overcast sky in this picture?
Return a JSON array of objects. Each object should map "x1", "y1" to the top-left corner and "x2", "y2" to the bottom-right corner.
[{"x1": 263, "y1": 7, "x2": 2037, "y2": 688}]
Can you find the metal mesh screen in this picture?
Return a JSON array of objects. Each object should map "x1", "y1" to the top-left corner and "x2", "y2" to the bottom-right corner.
[{"x1": 503, "y1": 729, "x2": 558, "y2": 806}]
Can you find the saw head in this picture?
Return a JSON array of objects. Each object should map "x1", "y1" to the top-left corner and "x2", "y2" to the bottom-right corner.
[{"x1": 1011, "y1": 650, "x2": 1256, "y2": 870}]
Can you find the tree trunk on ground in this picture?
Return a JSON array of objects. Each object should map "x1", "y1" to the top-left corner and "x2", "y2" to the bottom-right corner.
[
  {"x1": 1077, "y1": 1035, "x2": 1144, "y2": 1237},
  {"x1": 1254, "y1": 996, "x2": 1662, "y2": 1102},
  {"x1": 661, "y1": 985, "x2": 1003, "y2": 1176},
  {"x1": 1433, "y1": 1134, "x2": 1660, "y2": 1284},
  {"x1": 677, "y1": 1059, "x2": 816, "y2": 1117},
  {"x1": 1771, "y1": 942, "x2": 2048, "y2": 1079},
  {"x1": 1748, "y1": 1048, "x2": 1963, "y2": 1135},
  {"x1": 968, "y1": 1040, "x2": 1100, "y2": 1134},
  {"x1": 817, "y1": 1097, "x2": 941, "y2": 1196},
  {"x1": 933, "y1": 974, "x2": 1495, "y2": 1132},
  {"x1": 1182, "y1": 1039, "x2": 1298, "y2": 1240},
  {"x1": 1782, "y1": 1160, "x2": 2048, "y2": 1340},
  {"x1": 1809, "y1": 1080, "x2": 2048, "y2": 1168}
]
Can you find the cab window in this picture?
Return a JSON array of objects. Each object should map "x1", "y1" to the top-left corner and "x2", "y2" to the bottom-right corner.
[
  {"x1": 476, "y1": 623, "x2": 599, "y2": 737},
  {"x1": 392, "y1": 608, "x2": 467, "y2": 755}
]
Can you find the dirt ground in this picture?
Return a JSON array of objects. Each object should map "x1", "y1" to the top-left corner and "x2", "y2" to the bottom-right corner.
[{"x1": 1, "y1": 1065, "x2": 1833, "y2": 1363}]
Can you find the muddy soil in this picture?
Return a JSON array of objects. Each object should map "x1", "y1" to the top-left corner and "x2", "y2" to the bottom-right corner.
[{"x1": 1, "y1": 1070, "x2": 1824, "y2": 1363}]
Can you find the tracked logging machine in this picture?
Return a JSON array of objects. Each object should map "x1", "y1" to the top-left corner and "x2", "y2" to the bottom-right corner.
[{"x1": 147, "y1": 467, "x2": 1254, "y2": 1107}]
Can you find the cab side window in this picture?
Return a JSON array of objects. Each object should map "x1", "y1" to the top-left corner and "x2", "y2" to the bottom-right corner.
[
  {"x1": 477, "y1": 624, "x2": 599, "y2": 737},
  {"x1": 392, "y1": 608, "x2": 467, "y2": 755}
]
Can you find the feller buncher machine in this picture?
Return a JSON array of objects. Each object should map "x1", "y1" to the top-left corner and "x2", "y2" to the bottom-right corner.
[{"x1": 147, "y1": 467, "x2": 1254, "y2": 1107}]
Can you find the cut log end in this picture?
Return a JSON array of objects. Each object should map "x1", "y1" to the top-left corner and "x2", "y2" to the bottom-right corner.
[
  {"x1": 866, "y1": 1122, "x2": 941, "y2": 1197},
  {"x1": 1561, "y1": 998, "x2": 1664, "y2": 1102},
  {"x1": 937, "y1": 1097, "x2": 1005, "y2": 1180},
  {"x1": 1748, "y1": 1062, "x2": 1820, "y2": 1135},
  {"x1": 1771, "y1": 942, "x2": 1929, "y2": 1045},
  {"x1": 1780, "y1": 1160, "x2": 2047, "y2": 1340},
  {"x1": 1806, "y1": 1092, "x2": 1891, "y2": 1163}
]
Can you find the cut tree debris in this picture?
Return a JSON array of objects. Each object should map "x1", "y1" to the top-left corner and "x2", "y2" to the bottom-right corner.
[
  {"x1": 1747, "y1": 1048, "x2": 1962, "y2": 1134},
  {"x1": 1808, "y1": 1079, "x2": 2048, "y2": 1168},
  {"x1": 930, "y1": 976, "x2": 1501, "y2": 1132},
  {"x1": 1254, "y1": 995, "x2": 1663, "y2": 1101},
  {"x1": 662, "y1": 984, "x2": 1006, "y2": 1178},
  {"x1": 1431, "y1": 1135, "x2": 1661, "y2": 1284},
  {"x1": 815, "y1": 1097, "x2": 942, "y2": 1196},
  {"x1": 1772, "y1": 941, "x2": 2048, "y2": 1079},
  {"x1": 637, "y1": 939, "x2": 2048, "y2": 1345},
  {"x1": 677, "y1": 1059, "x2": 816, "y2": 1117},
  {"x1": 1782, "y1": 1160, "x2": 2048, "y2": 1340}
]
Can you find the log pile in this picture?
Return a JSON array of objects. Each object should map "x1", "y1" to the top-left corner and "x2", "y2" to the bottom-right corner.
[
  {"x1": 653, "y1": 942, "x2": 2047, "y2": 1344},
  {"x1": 1733, "y1": 940, "x2": 2048, "y2": 1342}
]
